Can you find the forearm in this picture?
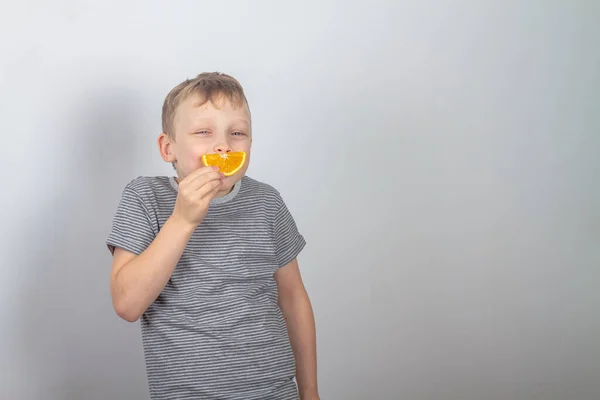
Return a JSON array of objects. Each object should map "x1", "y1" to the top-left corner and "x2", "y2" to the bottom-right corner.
[
  {"x1": 281, "y1": 290, "x2": 318, "y2": 398},
  {"x1": 112, "y1": 214, "x2": 195, "y2": 321}
]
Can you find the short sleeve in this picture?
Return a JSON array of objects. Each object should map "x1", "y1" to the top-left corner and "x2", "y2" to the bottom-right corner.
[
  {"x1": 273, "y1": 197, "x2": 306, "y2": 268},
  {"x1": 106, "y1": 183, "x2": 157, "y2": 255}
]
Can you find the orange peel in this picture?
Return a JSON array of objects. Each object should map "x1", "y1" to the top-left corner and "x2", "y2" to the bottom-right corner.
[{"x1": 201, "y1": 151, "x2": 247, "y2": 176}]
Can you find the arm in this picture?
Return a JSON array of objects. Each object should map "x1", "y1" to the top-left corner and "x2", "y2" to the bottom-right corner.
[
  {"x1": 110, "y1": 214, "x2": 195, "y2": 322},
  {"x1": 109, "y1": 167, "x2": 224, "y2": 322},
  {"x1": 275, "y1": 258, "x2": 319, "y2": 400}
]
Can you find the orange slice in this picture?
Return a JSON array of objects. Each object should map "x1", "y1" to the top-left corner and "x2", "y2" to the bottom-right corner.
[{"x1": 201, "y1": 151, "x2": 247, "y2": 176}]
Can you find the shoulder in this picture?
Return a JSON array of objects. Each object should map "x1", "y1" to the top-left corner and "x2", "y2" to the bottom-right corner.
[
  {"x1": 118, "y1": 176, "x2": 176, "y2": 214},
  {"x1": 122, "y1": 176, "x2": 174, "y2": 198},
  {"x1": 240, "y1": 175, "x2": 285, "y2": 207}
]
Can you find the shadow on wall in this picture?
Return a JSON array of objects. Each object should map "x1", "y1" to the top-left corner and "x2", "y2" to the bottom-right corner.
[{"x1": 15, "y1": 86, "x2": 149, "y2": 400}]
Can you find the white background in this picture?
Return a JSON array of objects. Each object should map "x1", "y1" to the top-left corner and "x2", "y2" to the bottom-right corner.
[{"x1": 1, "y1": 1, "x2": 599, "y2": 399}]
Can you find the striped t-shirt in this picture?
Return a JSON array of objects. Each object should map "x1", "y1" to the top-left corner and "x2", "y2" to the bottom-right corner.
[{"x1": 106, "y1": 175, "x2": 306, "y2": 400}]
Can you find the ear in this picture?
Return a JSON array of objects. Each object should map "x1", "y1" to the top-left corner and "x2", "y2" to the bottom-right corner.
[{"x1": 157, "y1": 133, "x2": 176, "y2": 163}]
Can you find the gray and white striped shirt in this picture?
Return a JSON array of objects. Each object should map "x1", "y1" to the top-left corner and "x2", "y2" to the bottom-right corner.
[{"x1": 107, "y1": 175, "x2": 305, "y2": 399}]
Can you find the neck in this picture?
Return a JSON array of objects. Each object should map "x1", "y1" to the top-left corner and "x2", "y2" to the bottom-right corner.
[{"x1": 215, "y1": 185, "x2": 234, "y2": 198}]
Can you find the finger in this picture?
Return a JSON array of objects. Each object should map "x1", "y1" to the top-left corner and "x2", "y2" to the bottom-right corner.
[
  {"x1": 183, "y1": 165, "x2": 220, "y2": 184},
  {"x1": 192, "y1": 179, "x2": 222, "y2": 200},
  {"x1": 185, "y1": 171, "x2": 224, "y2": 191}
]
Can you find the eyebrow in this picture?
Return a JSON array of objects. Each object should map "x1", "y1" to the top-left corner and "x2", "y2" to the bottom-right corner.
[
  {"x1": 193, "y1": 117, "x2": 249, "y2": 123},
  {"x1": 232, "y1": 119, "x2": 250, "y2": 126},
  {"x1": 189, "y1": 118, "x2": 250, "y2": 131}
]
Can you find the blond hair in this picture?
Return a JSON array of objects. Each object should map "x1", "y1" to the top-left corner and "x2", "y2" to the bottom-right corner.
[{"x1": 161, "y1": 72, "x2": 249, "y2": 138}]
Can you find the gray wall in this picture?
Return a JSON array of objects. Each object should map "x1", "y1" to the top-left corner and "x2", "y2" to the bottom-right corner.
[{"x1": 1, "y1": 1, "x2": 598, "y2": 399}]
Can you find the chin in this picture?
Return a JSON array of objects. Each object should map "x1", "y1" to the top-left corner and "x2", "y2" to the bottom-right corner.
[{"x1": 221, "y1": 175, "x2": 239, "y2": 191}]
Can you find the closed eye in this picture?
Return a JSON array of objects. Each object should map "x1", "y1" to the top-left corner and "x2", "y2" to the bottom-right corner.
[{"x1": 232, "y1": 131, "x2": 246, "y2": 136}]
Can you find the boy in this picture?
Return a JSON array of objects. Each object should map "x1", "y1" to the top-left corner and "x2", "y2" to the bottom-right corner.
[{"x1": 106, "y1": 72, "x2": 319, "y2": 400}]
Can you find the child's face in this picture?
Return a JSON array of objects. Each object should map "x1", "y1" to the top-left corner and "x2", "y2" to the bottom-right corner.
[{"x1": 160, "y1": 94, "x2": 252, "y2": 195}]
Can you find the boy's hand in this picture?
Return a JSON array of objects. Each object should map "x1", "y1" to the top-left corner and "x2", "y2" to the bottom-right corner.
[{"x1": 172, "y1": 166, "x2": 224, "y2": 227}]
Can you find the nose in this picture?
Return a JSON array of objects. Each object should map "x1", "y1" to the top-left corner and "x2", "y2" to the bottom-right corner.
[{"x1": 214, "y1": 142, "x2": 232, "y2": 153}]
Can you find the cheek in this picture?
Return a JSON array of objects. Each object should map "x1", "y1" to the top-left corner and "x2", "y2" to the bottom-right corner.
[
  {"x1": 240, "y1": 139, "x2": 252, "y2": 152},
  {"x1": 176, "y1": 147, "x2": 207, "y2": 172}
]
